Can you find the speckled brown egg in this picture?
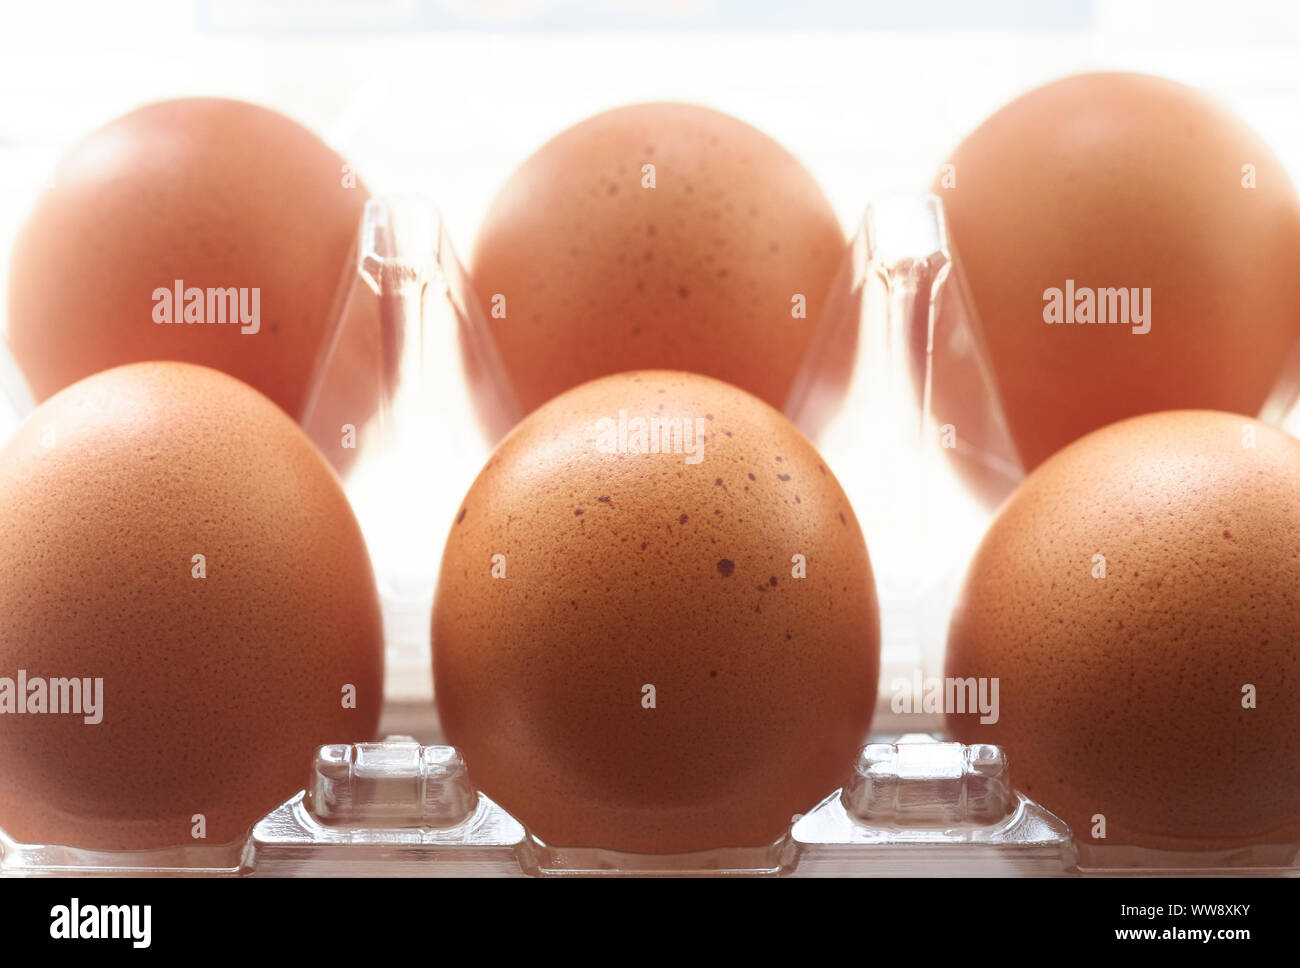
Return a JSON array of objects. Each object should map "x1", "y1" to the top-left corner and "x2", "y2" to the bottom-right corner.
[
  {"x1": 6, "y1": 98, "x2": 377, "y2": 434},
  {"x1": 0, "y1": 362, "x2": 384, "y2": 850},
  {"x1": 432, "y1": 370, "x2": 879, "y2": 853},
  {"x1": 946, "y1": 410, "x2": 1300, "y2": 851},
  {"x1": 933, "y1": 72, "x2": 1300, "y2": 479},
  {"x1": 469, "y1": 103, "x2": 850, "y2": 425}
]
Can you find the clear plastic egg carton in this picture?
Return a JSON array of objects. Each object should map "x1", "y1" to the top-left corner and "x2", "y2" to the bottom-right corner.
[
  {"x1": 1, "y1": 193, "x2": 1298, "y2": 878},
  {"x1": 0, "y1": 733, "x2": 1078, "y2": 877}
]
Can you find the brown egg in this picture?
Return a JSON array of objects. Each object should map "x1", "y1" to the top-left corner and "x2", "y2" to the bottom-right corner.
[
  {"x1": 469, "y1": 103, "x2": 850, "y2": 426},
  {"x1": 433, "y1": 370, "x2": 879, "y2": 853},
  {"x1": 0, "y1": 363, "x2": 384, "y2": 850},
  {"x1": 6, "y1": 98, "x2": 376, "y2": 430},
  {"x1": 946, "y1": 410, "x2": 1300, "y2": 851},
  {"x1": 933, "y1": 73, "x2": 1300, "y2": 475}
]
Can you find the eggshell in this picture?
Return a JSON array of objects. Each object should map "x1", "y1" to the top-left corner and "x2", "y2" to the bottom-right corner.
[
  {"x1": 6, "y1": 98, "x2": 375, "y2": 427},
  {"x1": 933, "y1": 73, "x2": 1300, "y2": 474},
  {"x1": 433, "y1": 370, "x2": 879, "y2": 853},
  {"x1": 0, "y1": 363, "x2": 384, "y2": 850},
  {"x1": 946, "y1": 410, "x2": 1300, "y2": 850},
  {"x1": 469, "y1": 103, "x2": 850, "y2": 424}
]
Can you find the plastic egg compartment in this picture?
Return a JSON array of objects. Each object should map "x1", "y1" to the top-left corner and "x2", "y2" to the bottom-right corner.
[{"x1": 1, "y1": 192, "x2": 1298, "y2": 877}]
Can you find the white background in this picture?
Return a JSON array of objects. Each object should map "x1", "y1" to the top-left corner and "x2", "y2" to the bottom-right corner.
[{"x1": 3, "y1": 0, "x2": 1300, "y2": 299}]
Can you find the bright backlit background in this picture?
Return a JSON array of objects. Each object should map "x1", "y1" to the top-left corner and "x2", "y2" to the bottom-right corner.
[{"x1": 3, "y1": 0, "x2": 1300, "y2": 290}]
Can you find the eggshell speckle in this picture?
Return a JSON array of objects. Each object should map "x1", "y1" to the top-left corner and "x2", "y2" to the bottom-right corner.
[
  {"x1": 6, "y1": 98, "x2": 374, "y2": 426},
  {"x1": 470, "y1": 103, "x2": 849, "y2": 421},
  {"x1": 433, "y1": 370, "x2": 879, "y2": 853},
  {"x1": 0, "y1": 363, "x2": 384, "y2": 849},
  {"x1": 934, "y1": 73, "x2": 1300, "y2": 473},
  {"x1": 946, "y1": 410, "x2": 1300, "y2": 850}
]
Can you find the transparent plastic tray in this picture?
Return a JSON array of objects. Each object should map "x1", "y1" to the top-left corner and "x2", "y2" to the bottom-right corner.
[{"x1": 2, "y1": 193, "x2": 1298, "y2": 877}]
